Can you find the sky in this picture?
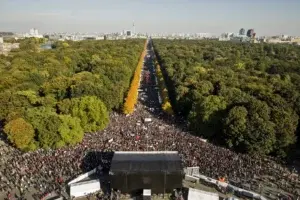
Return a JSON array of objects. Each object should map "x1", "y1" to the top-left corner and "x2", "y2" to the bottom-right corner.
[{"x1": 0, "y1": 0, "x2": 299, "y2": 36}]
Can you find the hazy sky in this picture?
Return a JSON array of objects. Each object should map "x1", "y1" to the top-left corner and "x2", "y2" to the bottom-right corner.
[{"x1": 0, "y1": 0, "x2": 299, "y2": 35}]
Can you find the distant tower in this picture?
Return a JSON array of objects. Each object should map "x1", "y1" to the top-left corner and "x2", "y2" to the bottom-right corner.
[
  {"x1": 239, "y1": 28, "x2": 245, "y2": 35},
  {"x1": 133, "y1": 21, "x2": 136, "y2": 36}
]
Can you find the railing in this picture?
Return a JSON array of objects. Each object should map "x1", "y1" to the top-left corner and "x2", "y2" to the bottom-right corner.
[{"x1": 184, "y1": 167, "x2": 267, "y2": 200}]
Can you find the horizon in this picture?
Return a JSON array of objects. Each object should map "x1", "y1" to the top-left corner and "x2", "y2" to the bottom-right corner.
[{"x1": 0, "y1": 0, "x2": 300, "y2": 36}]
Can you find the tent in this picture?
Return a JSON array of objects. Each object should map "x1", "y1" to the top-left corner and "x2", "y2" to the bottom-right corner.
[
  {"x1": 69, "y1": 179, "x2": 101, "y2": 198},
  {"x1": 110, "y1": 151, "x2": 183, "y2": 194},
  {"x1": 187, "y1": 188, "x2": 219, "y2": 200}
]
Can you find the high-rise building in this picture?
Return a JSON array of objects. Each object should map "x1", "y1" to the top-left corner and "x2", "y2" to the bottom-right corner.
[
  {"x1": 126, "y1": 30, "x2": 132, "y2": 36},
  {"x1": 30, "y1": 28, "x2": 35, "y2": 36},
  {"x1": 239, "y1": 28, "x2": 245, "y2": 35},
  {"x1": 246, "y1": 29, "x2": 254, "y2": 37},
  {"x1": 34, "y1": 29, "x2": 39, "y2": 36},
  {"x1": 25, "y1": 28, "x2": 43, "y2": 38}
]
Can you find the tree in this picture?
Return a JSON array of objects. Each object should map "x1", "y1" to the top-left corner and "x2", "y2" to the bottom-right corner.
[
  {"x1": 224, "y1": 106, "x2": 248, "y2": 148},
  {"x1": 243, "y1": 99, "x2": 276, "y2": 154},
  {"x1": 25, "y1": 106, "x2": 85, "y2": 149},
  {"x1": 57, "y1": 98, "x2": 73, "y2": 114},
  {"x1": 4, "y1": 118, "x2": 35, "y2": 150},
  {"x1": 0, "y1": 39, "x2": 146, "y2": 150},
  {"x1": 244, "y1": 115, "x2": 276, "y2": 154},
  {"x1": 196, "y1": 80, "x2": 213, "y2": 96},
  {"x1": 70, "y1": 96, "x2": 109, "y2": 132},
  {"x1": 153, "y1": 39, "x2": 300, "y2": 156},
  {"x1": 58, "y1": 115, "x2": 84, "y2": 146},
  {"x1": 271, "y1": 107, "x2": 298, "y2": 156},
  {"x1": 40, "y1": 76, "x2": 72, "y2": 100},
  {"x1": 26, "y1": 107, "x2": 62, "y2": 149},
  {"x1": 188, "y1": 95, "x2": 227, "y2": 138},
  {"x1": 0, "y1": 90, "x2": 13, "y2": 120}
]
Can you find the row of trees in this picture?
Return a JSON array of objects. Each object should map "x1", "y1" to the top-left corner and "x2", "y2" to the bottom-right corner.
[
  {"x1": 123, "y1": 41, "x2": 147, "y2": 114},
  {"x1": 155, "y1": 62, "x2": 173, "y2": 115},
  {"x1": 153, "y1": 39, "x2": 300, "y2": 157},
  {"x1": 0, "y1": 38, "x2": 145, "y2": 151}
]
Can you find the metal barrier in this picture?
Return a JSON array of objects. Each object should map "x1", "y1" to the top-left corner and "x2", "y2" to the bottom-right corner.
[{"x1": 184, "y1": 167, "x2": 267, "y2": 200}]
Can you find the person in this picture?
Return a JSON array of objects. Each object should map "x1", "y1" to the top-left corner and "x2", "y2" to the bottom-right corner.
[
  {"x1": 7, "y1": 192, "x2": 11, "y2": 200},
  {"x1": 219, "y1": 177, "x2": 225, "y2": 182}
]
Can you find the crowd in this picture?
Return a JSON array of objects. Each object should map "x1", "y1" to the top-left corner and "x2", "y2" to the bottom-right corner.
[{"x1": 0, "y1": 47, "x2": 300, "y2": 200}]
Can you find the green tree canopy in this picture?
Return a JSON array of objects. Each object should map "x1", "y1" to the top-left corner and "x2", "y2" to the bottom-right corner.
[
  {"x1": 4, "y1": 118, "x2": 35, "y2": 150},
  {"x1": 154, "y1": 39, "x2": 300, "y2": 156},
  {"x1": 224, "y1": 106, "x2": 248, "y2": 148},
  {"x1": 57, "y1": 115, "x2": 84, "y2": 147},
  {"x1": 60, "y1": 96, "x2": 109, "y2": 132}
]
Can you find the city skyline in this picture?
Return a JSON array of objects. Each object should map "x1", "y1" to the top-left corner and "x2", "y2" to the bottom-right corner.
[{"x1": 0, "y1": 0, "x2": 300, "y2": 36}]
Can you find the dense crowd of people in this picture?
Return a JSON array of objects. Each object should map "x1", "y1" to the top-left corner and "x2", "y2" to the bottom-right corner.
[{"x1": 0, "y1": 47, "x2": 300, "y2": 200}]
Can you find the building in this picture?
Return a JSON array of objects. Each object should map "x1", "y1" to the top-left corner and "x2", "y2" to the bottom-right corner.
[
  {"x1": 0, "y1": 37, "x2": 3, "y2": 43},
  {"x1": 67, "y1": 151, "x2": 183, "y2": 199},
  {"x1": 70, "y1": 179, "x2": 101, "y2": 198},
  {"x1": 110, "y1": 151, "x2": 183, "y2": 194},
  {"x1": 292, "y1": 37, "x2": 300, "y2": 44},
  {"x1": 0, "y1": 32, "x2": 14, "y2": 36},
  {"x1": 125, "y1": 30, "x2": 132, "y2": 37},
  {"x1": 96, "y1": 36, "x2": 105, "y2": 40},
  {"x1": 230, "y1": 35, "x2": 251, "y2": 43},
  {"x1": 239, "y1": 28, "x2": 245, "y2": 35},
  {"x1": 187, "y1": 188, "x2": 219, "y2": 200},
  {"x1": 25, "y1": 28, "x2": 43, "y2": 38},
  {"x1": 246, "y1": 29, "x2": 254, "y2": 38},
  {"x1": 219, "y1": 32, "x2": 234, "y2": 41},
  {"x1": 280, "y1": 35, "x2": 289, "y2": 40}
]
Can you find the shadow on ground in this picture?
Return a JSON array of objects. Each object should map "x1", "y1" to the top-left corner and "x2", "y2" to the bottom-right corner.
[{"x1": 80, "y1": 151, "x2": 114, "y2": 173}]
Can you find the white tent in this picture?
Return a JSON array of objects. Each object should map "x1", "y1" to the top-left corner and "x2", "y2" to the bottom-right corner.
[
  {"x1": 70, "y1": 179, "x2": 101, "y2": 198},
  {"x1": 68, "y1": 168, "x2": 97, "y2": 185},
  {"x1": 188, "y1": 188, "x2": 219, "y2": 200}
]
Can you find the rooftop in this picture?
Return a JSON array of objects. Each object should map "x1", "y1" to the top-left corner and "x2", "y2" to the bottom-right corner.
[{"x1": 110, "y1": 151, "x2": 182, "y2": 172}]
